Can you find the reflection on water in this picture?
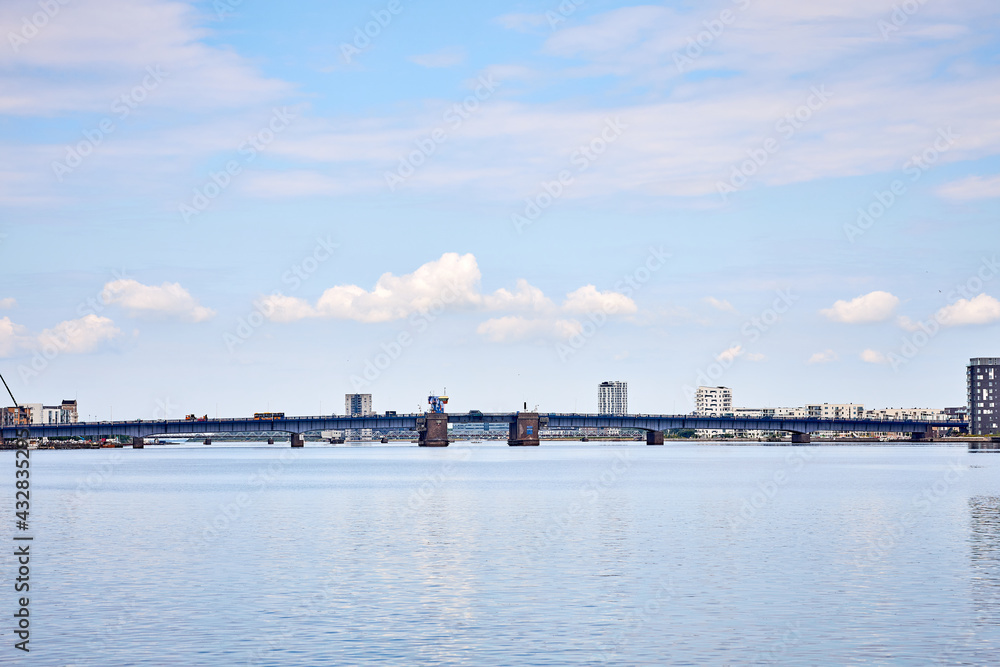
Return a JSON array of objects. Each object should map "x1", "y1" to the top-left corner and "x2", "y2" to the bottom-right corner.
[
  {"x1": 2, "y1": 444, "x2": 1000, "y2": 665},
  {"x1": 970, "y1": 496, "x2": 1000, "y2": 623}
]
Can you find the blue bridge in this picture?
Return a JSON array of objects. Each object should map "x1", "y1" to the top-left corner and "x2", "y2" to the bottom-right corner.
[{"x1": 1, "y1": 411, "x2": 965, "y2": 447}]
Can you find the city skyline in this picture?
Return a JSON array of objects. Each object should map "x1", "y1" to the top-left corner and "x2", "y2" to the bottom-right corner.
[{"x1": 1, "y1": 0, "x2": 999, "y2": 420}]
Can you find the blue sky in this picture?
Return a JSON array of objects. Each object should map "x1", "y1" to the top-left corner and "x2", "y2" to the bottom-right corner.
[{"x1": 1, "y1": 0, "x2": 999, "y2": 420}]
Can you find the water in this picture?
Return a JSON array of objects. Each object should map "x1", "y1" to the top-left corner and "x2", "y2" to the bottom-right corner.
[{"x1": 2, "y1": 442, "x2": 998, "y2": 665}]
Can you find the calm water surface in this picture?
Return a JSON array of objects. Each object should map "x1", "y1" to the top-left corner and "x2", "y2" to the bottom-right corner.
[{"x1": 2, "y1": 442, "x2": 998, "y2": 665}]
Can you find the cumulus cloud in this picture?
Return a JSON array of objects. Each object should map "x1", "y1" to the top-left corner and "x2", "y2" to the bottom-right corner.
[
  {"x1": 0, "y1": 314, "x2": 120, "y2": 358},
  {"x1": 808, "y1": 349, "x2": 838, "y2": 364},
  {"x1": 37, "y1": 315, "x2": 122, "y2": 354},
  {"x1": 476, "y1": 316, "x2": 582, "y2": 343},
  {"x1": 861, "y1": 349, "x2": 887, "y2": 364},
  {"x1": 259, "y1": 254, "x2": 638, "y2": 340},
  {"x1": 0, "y1": 297, "x2": 15, "y2": 309},
  {"x1": 704, "y1": 297, "x2": 736, "y2": 313},
  {"x1": 0, "y1": 317, "x2": 29, "y2": 357},
  {"x1": 716, "y1": 345, "x2": 744, "y2": 363},
  {"x1": 102, "y1": 279, "x2": 215, "y2": 322},
  {"x1": 934, "y1": 294, "x2": 1000, "y2": 326},
  {"x1": 936, "y1": 175, "x2": 1000, "y2": 200},
  {"x1": 821, "y1": 291, "x2": 899, "y2": 323}
]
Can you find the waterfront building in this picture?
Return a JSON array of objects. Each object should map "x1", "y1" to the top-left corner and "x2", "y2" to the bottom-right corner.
[
  {"x1": 968, "y1": 357, "x2": 1000, "y2": 435},
  {"x1": 695, "y1": 386, "x2": 733, "y2": 438},
  {"x1": 598, "y1": 381, "x2": 628, "y2": 415},
  {"x1": 345, "y1": 393, "x2": 373, "y2": 440}
]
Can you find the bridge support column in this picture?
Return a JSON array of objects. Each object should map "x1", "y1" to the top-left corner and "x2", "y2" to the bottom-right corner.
[
  {"x1": 418, "y1": 414, "x2": 449, "y2": 447},
  {"x1": 132, "y1": 437, "x2": 144, "y2": 449},
  {"x1": 291, "y1": 433, "x2": 305, "y2": 448},
  {"x1": 646, "y1": 430, "x2": 664, "y2": 446},
  {"x1": 791, "y1": 433, "x2": 811, "y2": 444},
  {"x1": 509, "y1": 413, "x2": 540, "y2": 446},
  {"x1": 267, "y1": 438, "x2": 274, "y2": 445},
  {"x1": 204, "y1": 438, "x2": 212, "y2": 445},
  {"x1": 911, "y1": 429, "x2": 934, "y2": 442}
]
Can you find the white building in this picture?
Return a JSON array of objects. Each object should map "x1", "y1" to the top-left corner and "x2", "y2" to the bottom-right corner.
[
  {"x1": 598, "y1": 381, "x2": 628, "y2": 415},
  {"x1": 807, "y1": 403, "x2": 865, "y2": 420},
  {"x1": 19, "y1": 400, "x2": 78, "y2": 425},
  {"x1": 344, "y1": 394, "x2": 373, "y2": 440},
  {"x1": 695, "y1": 387, "x2": 732, "y2": 416},
  {"x1": 695, "y1": 386, "x2": 733, "y2": 438}
]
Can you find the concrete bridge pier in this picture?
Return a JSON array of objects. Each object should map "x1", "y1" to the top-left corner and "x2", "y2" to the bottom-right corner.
[
  {"x1": 509, "y1": 413, "x2": 541, "y2": 446},
  {"x1": 790, "y1": 433, "x2": 811, "y2": 444},
  {"x1": 267, "y1": 438, "x2": 274, "y2": 445},
  {"x1": 132, "y1": 437, "x2": 144, "y2": 449},
  {"x1": 646, "y1": 430, "x2": 665, "y2": 446},
  {"x1": 418, "y1": 414, "x2": 449, "y2": 447},
  {"x1": 911, "y1": 429, "x2": 934, "y2": 442},
  {"x1": 204, "y1": 438, "x2": 212, "y2": 445},
  {"x1": 291, "y1": 433, "x2": 305, "y2": 448}
]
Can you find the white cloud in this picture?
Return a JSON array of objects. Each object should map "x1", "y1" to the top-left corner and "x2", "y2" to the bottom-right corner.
[
  {"x1": 1, "y1": 314, "x2": 121, "y2": 358},
  {"x1": 0, "y1": 317, "x2": 29, "y2": 357},
  {"x1": 37, "y1": 315, "x2": 121, "y2": 354},
  {"x1": 936, "y1": 174, "x2": 1000, "y2": 200},
  {"x1": 0, "y1": 297, "x2": 15, "y2": 309},
  {"x1": 808, "y1": 349, "x2": 838, "y2": 364},
  {"x1": 407, "y1": 47, "x2": 466, "y2": 68},
  {"x1": 484, "y1": 279, "x2": 555, "y2": 313},
  {"x1": 0, "y1": 0, "x2": 289, "y2": 115},
  {"x1": 861, "y1": 349, "x2": 887, "y2": 364},
  {"x1": 102, "y1": 279, "x2": 215, "y2": 322},
  {"x1": 716, "y1": 345, "x2": 744, "y2": 363},
  {"x1": 476, "y1": 316, "x2": 581, "y2": 343},
  {"x1": 261, "y1": 254, "x2": 637, "y2": 335},
  {"x1": 934, "y1": 294, "x2": 1000, "y2": 326},
  {"x1": 821, "y1": 291, "x2": 899, "y2": 323},
  {"x1": 704, "y1": 296, "x2": 736, "y2": 313},
  {"x1": 562, "y1": 285, "x2": 637, "y2": 315}
]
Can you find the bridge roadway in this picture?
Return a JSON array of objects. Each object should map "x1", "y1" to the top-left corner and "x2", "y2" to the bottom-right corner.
[{"x1": 1, "y1": 412, "x2": 965, "y2": 447}]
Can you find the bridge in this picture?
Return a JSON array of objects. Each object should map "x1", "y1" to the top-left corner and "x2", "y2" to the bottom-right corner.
[{"x1": 1, "y1": 411, "x2": 965, "y2": 447}]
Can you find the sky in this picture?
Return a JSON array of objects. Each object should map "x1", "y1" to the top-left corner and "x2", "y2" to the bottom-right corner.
[{"x1": 1, "y1": 0, "x2": 999, "y2": 421}]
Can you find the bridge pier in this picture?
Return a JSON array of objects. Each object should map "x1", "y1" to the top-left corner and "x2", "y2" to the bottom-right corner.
[
  {"x1": 509, "y1": 413, "x2": 541, "y2": 446},
  {"x1": 267, "y1": 438, "x2": 274, "y2": 445},
  {"x1": 911, "y1": 429, "x2": 934, "y2": 442},
  {"x1": 291, "y1": 433, "x2": 304, "y2": 448},
  {"x1": 132, "y1": 437, "x2": 144, "y2": 449},
  {"x1": 646, "y1": 430, "x2": 664, "y2": 446},
  {"x1": 418, "y1": 414, "x2": 449, "y2": 447},
  {"x1": 790, "y1": 433, "x2": 811, "y2": 444}
]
